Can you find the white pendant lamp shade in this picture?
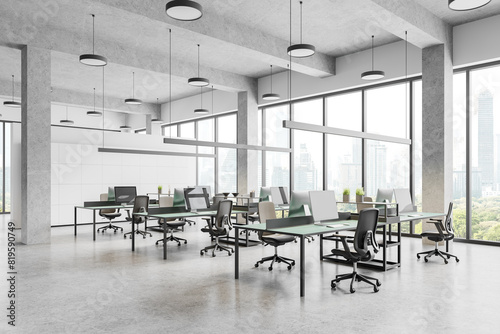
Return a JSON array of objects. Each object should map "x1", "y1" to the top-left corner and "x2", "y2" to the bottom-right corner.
[
  {"x1": 188, "y1": 44, "x2": 209, "y2": 87},
  {"x1": 287, "y1": 1, "x2": 315, "y2": 58},
  {"x1": 87, "y1": 88, "x2": 102, "y2": 116},
  {"x1": 125, "y1": 72, "x2": 142, "y2": 104},
  {"x1": 448, "y1": 0, "x2": 491, "y2": 11},
  {"x1": 166, "y1": 0, "x2": 202, "y2": 21},
  {"x1": 80, "y1": 14, "x2": 107, "y2": 66},
  {"x1": 361, "y1": 35, "x2": 385, "y2": 80},
  {"x1": 194, "y1": 87, "x2": 208, "y2": 113},
  {"x1": 262, "y1": 65, "x2": 281, "y2": 101},
  {"x1": 151, "y1": 98, "x2": 163, "y2": 123},
  {"x1": 3, "y1": 75, "x2": 21, "y2": 108}
]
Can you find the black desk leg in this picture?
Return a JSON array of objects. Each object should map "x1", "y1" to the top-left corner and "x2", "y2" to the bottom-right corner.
[
  {"x1": 93, "y1": 210, "x2": 96, "y2": 241},
  {"x1": 235, "y1": 226, "x2": 239, "y2": 279},
  {"x1": 163, "y1": 219, "x2": 167, "y2": 260},
  {"x1": 382, "y1": 225, "x2": 387, "y2": 271},
  {"x1": 132, "y1": 218, "x2": 135, "y2": 252},
  {"x1": 398, "y1": 221, "x2": 402, "y2": 266},
  {"x1": 319, "y1": 234, "x2": 323, "y2": 261},
  {"x1": 300, "y1": 236, "x2": 305, "y2": 297},
  {"x1": 74, "y1": 207, "x2": 77, "y2": 236}
]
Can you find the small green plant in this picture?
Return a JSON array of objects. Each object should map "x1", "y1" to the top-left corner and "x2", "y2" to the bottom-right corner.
[
  {"x1": 158, "y1": 185, "x2": 163, "y2": 192},
  {"x1": 355, "y1": 188, "x2": 364, "y2": 196},
  {"x1": 343, "y1": 188, "x2": 350, "y2": 196}
]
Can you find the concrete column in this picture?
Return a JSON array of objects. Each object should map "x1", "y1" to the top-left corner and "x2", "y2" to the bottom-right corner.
[
  {"x1": 237, "y1": 86, "x2": 258, "y2": 195},
  {"x1": 422, "y1": 44, "x2": 453, "y2": 242},
  {"x1": 145, "y1": 114, "x2": 152, "y2": 134},
  {"x1": 21, "y1": 45, "x2": 51, "y2": 245}
]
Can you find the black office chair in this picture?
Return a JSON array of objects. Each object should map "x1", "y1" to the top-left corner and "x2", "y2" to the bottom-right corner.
[
  {"x1": 417, "y1": 202, "x2": 459, "y2": 264},
  {"x1": 97, "y1": 193, "x2": 123, "y2": 233},
  {"x1": 254, "y1": 201, "x2": 296, "y2": 271},
  {"x1": 155, "y1": 196, "x2": 187, "y2": 246},
  {"x1": 124, "y1": 196, "x2": 151, "y2": 239},
  {"x1": 200, "y1": 200, "x2": 234, "y2": 257},
  {"x1": 331, "y1": 208, "x2": 381, "y2": 293}
]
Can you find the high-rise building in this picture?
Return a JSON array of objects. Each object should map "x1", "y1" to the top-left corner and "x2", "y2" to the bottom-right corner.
[
  {"x1": 477, "y1": 90, "x2": 494, "y2": 188},
  {"x1": 367, "y1": 143, "x2": 387, "y2": 195}
]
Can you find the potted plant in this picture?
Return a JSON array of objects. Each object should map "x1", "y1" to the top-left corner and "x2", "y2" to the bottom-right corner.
[
  {"x1": 355, "y1": 188, "x2": 364, "y2": 202},
  {"x1": 342, "y1": 188, "x2": 350, "y2": 202},
  {"x1": 158, "y1": 185, "x2": 162, "y2": 195}
]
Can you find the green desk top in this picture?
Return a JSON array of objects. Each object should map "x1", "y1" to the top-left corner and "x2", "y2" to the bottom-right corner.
[
  {"x1": 135, "y1": 209, "x2": 248, "y2": 220},
  {"x1": 398, "y1": 212, "x2": 445, "y2": 222},
  {"x1": 237, "y1": 220, "x2": 358, "y2": 237},
  {"x1": 76, "y1": 204, "x2": 133, "y2": 210}
]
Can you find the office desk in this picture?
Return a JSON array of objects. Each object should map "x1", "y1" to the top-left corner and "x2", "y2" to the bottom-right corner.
[{"x1": 74, "y1": 204, "x2": 134, "y2": 241}]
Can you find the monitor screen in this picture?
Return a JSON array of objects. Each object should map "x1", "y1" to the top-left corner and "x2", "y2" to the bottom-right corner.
[
  {"x1": 309, "y1": 190, "x2": 339, "y2": 222},
  {"x1": 259, "y1": 187, "x2": 272, "y2": 201},
  {"x1": 107, "y1": 186, "x2": 115, "y2": 202},
  {"x1": 375, "y1": 188, "x2": 393, "y2": 203},
  {"x1": 114, "y1": 186, "x2": 137, "y2": 205},
  {"x1": 288, "y1": 191, "x2": 312, "y2": 218},
  {"x1": 394, "y1": 188, "x2": 414, "y2": 213},
  {"x1": 270, "y1": 187, "x2": 283, "y2": 205},
  {"x1": 173, "y1": 188, "x2": 186, "y2": 207}
]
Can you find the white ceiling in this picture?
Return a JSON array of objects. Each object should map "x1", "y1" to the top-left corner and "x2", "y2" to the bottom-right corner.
[{"x1": 1, "y1": 0, "x2": 500, "y2": 110}]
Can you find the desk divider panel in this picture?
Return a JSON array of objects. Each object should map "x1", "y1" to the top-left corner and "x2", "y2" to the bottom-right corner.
[
  {"x1": 84, "y1": 200, "x2": 116, "y2": 207},
  {"x1": 148, "y1": 207, "x2": 188, "y2": 215},
  {"x1": 266, "y1": 216, "x2": 314, "y2": 229}
]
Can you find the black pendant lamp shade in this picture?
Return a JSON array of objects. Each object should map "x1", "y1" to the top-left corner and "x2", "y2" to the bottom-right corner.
[
  {"x1": 188, "y1": 44, "x2": 209, "y2": 87},
  {"x1": 3, "y1": 75, "x2": 21, "y2": 107},
  {"x1": 125, "y1": 72, "x2": 142, "y2": 104},
  {"x1": 361, "y1": 35, "x2": 385, "y2": 80},
  {"x1": 60, "y1": 106, "x2": 74, "y2": 125},
  {"x1": 80, "y1": 14, "x2": 107, "y2": 66},
  {"x1": 165, "y1": 0, "x2": 203, "y2": 21},
  {"x1": 87, "y1": 88, "x2": 102, "y2": 116},
  {"x1": 120, "y1": 125, "x2": 131, "y2": 130},
  {"x1": 194, "y1": 87, "x2": 208, "y2": 113},
  {"x1": 448, "y1": 0, "x2": 491, "y2": 11},
  {"x1": 262, "y1": 65, "x2": 280, "y2": 101},
  {"x1": 287, "y1": 1, "x2": 315, "y2": 58}
]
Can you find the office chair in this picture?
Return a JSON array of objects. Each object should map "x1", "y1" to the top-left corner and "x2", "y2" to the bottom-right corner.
[
  {"x1": 331, "y1": 208, "x2": 381, "y2": 293},
  {"x1": 254, "y1": 201, "x2": 296, "y2": 271},
  {"x1": 417, "y1": 202, "x2": 459, "y2": 264},
  {"x1": 155, "y1": 196, "x2": 187, "y2": 246},
  {"x1": 123, "y1": 195, "x2": 151, "y2": 239},
  {"x1": 200, "y1": 200, "x2": 234, "y2": 257},
  {"x1": 97, "y1": 193, "x2": 123, "y2": 233}
]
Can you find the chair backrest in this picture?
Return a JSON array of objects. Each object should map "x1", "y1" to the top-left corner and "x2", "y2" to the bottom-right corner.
[
  {"x1": 213, "y1": 200, "x2": 233, "y2": 233},
  {"x1": 132, "y1": 195, "x2": 149, "y2": 223},
  {"x1": 443, "y1": 202, "x2": 454, "y2": 236},
  {"x1": 258, "y1": 201, "x2": 277, "y2": 238},
  {"x1": 353, "y1": 208, "x2": 379, "y2": 261},
  {"x1": 356, "y1": 196, "x2": 373, "y2": 213},
  {"x1": 99, "y1": 193, "x2": 117, "y2": 215}
]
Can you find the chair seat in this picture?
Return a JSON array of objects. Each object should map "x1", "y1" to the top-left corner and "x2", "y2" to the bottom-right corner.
[
  {"x1": 201, "y1": 227, "x2": 227, "y2": 237},
  {"x1": 421, "y1": 230, "x2": 453, "y2": 242},
  {"x1": 164, "y1": 221, "x2": 186, "y2": 228},
  {"x1": 331, "y1": 248, "x2": 362, "y2": 261},
  {"x1": 261, "y1": 233, "x2": 295, "y2": 244},
  {"x1": 101, "y1": 212, "x2": 121, "y2": 219}
]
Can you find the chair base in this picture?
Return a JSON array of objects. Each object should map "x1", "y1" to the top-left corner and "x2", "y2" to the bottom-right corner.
[
  {"x1": 124, "y1": 229, "x2": 152, "y2": 239},
  {"x1": 156, "y1": 234, "x2": 187, "y2": 246},
  {"x1": 255, "y1": 253, "x2": 295, "y2": 271},
  {"x1": 97, "y1": 223, "x2": 123, "y2": 233},
  {"x1": 200, "y1": 239, "x2": 234, "y2": 257},
  {"x1": 331, "y1": 268, "x2": 381, "y2": 293},
  {"x1": 417, "y1": 246, "x2": 459, "y2": 264}
]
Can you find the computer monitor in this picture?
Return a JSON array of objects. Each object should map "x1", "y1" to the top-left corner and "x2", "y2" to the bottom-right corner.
[
  {"x1": 288, "y1": 191, "x2": 312, "y2": 218},
  {"x1": 114, "y1": 186, "x2": 137, "y2": 205},
  {"x1": 309, "y1": 190, "x2": 339, "y2": 222},
  {"x1": 184, "y1": 187, "x2": 210, "y2": 211},
  {"x1": 394, "y1": 188, "x2": 415, "y2": 213},
  {"x1": 375, "y1": 188, "x2": 393, "y2": 204},
  {"x1": 191, "y1": 185, "x2": 212, "y2": 198},
  {"x1": 269, "y1": 186, "x2": 289, "y2": 205},
  {"x1": 259, "y1": 187, "x2": 272, "y2": 201},
  {"x1": 172, "y1": 188, "x2": 186, "y2": 207},
  {"x1": 107, "y1": 187, "x2": 115, "y2": 202}
]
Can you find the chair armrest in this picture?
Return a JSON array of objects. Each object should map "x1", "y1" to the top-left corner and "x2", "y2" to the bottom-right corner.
[
  {"x1": 363, "y1": 230, "x2": 379, "y2": 254},
  {"x1": 334, "y1": 234, "x2": 353, "y2": 254}
]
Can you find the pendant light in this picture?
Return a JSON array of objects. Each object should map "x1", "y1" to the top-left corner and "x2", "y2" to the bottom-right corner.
[
  {"x1": 188, "y1": 44, "x2": 209, "y2": 87},
  {"x1": 60, "y1": 106, "x2": 74, "y2": 125},
  {"x1": 87, "y1": 88, "x2": 102, "y2": 116},
  {"x1": 120, "y1": 125, "x2": 131, "y2": 130},
  {"x1": 3, "y1": 75, "x2": 21, "y2": 107},
  {"x1": 125, "y1": 72, "x2": 142, "y2": 104},
  {"x1": 211, "y1": 85, "x2": 214, "y2": 116},
  {"x1": 361, "y1": 35, "x2": 385, "y2": 80},
  {"x1": 287, "y1": 1, "x2": 315, "y2": 58},
  {"x1": 262, "y1": 65, "x2": 280, "y2": 101},
  {"x1": 165, "y1": 0, "x2": 202, "y2": 21},
  {"x1": 152, "y1": 98, "x2": 162, "y2": 123},
  {"x1": 79, "y1": 14, "x2": 107, "y2": 66},
  {"x1": 194, "y1": 87, "x2": 208, "y2": 114},
  {"x1": 449, "y1": 0, "x2": 491, "y2": 11},
  {"x1": 168, "y1": 29, "x2": 173, "y2": 137}
]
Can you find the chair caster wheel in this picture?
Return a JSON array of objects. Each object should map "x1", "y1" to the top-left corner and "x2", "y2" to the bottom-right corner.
[
  {"x1": 416, "y1": 255, "x2": 420, "y2": 259},
  {"x1": 374, "y1": 286, "x2": 379, "y2": 293},
  {"x1": 232, "y1": 249, "x2": 234, "y2": 253},
  {"x1": 184, "y1": 241, "x2": 187, "y2": 244},
  {"x1": 177, "y1": 243, "x2": 181, "y2": 246},
  {"x1": 287, "y1": 265, "x2": 292, "y2": 270},
  {"x1": 291, "y1": 261, "x2": 295, "y2": 266},
  {"x1": 331, "y1": 282, "x2": 337, "y2": 290},
  {"x1": 424, "y1": 258, "x2": 428, "y2": 262},
  {"x1": 350, "y1": 287, "x2": 356, "y2": 293},
  {"x1": 200, "y1": 251, "x2": 204, "y2": 255},
  {"x1": 456, "y1": 258, "x2": 460, "y2": 262},
  {"x1": 268, "y1": 267, "x2": 273, "y2": 271},
  {"x1": 228, "y1": 253, "x2": 232, "y2": 256},
  {"x1": 143, "y1": 236, "x2": 146, "y2": 239},
  {"x1": 124, "y1": 235, "x2": 127, "y2": 239},
  {"x1": 444, "y1": 260, "x2": 448, "y2": 264},
  {"x1": 255, "y1": 263, "x2": 259, "y2": 268},
  {"x1": 376, "y1": 280, "x2": 381, "y2": 287},
  {"x1": 212, "y1": 254, "x2": 216, "y2": 257},
  {"x1": 447, "y1": 255, "x2": 451, "y2": 259}
]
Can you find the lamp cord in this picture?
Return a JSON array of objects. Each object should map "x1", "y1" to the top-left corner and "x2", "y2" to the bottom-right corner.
[
  {"x1": 91, "y1": 14, "x2": 95, "y2": 55},
  {"x1": 300, "y1": 1, "x2": 303, "y2": 44},
  {"x1": 11, "y1": 75, "x2": 14, "y2": 101},
  {"x1": 169, "y1": 28, "x2": 172, "y2": 136},
  {"x1": 197, "y1": 44, "x2": 200, "y2": 77},
  {"x1": 132, "y1": 72, "x2": 135, "y2": 98},
  {"x1": 371, "y1": 35, "x2": 374, "y2": 71},
  {"x1": 270, "y1": 65, "x2": 273, "y2": 94},
  {"x1": 211, "y1": 85, "x2": 214, "y2": 116},
  {"x1": 93, "y1": 87, "x2": 96, "y2": 111}
]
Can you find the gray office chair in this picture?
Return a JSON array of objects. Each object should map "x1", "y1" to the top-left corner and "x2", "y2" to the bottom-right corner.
[
  {"x1": 155, "y1": 196, "x2": 187, "y2": 246},
  {"x1": 331, "y1": 208, "x2": 381, "y2": 293},
  {"x1": 124, "y1": 195, "x2": 151, "y2": 239},
  {"x1": 200, "y1": 200, "x2": 234, "y2": 257},
  {"x1": 254, "y1": 201, "x2": 296, "y2": 271},
  {"x1": 97, "y1": 193, "x2": 123, "y2": 233},
  {"x1": 417, "y1": 202, "x2": 459, "y2": 264}
]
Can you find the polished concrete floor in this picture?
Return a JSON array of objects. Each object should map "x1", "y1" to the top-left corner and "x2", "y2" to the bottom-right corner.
[{"x1": 1, "y1": 215, "x2": 500, "y2": 333}]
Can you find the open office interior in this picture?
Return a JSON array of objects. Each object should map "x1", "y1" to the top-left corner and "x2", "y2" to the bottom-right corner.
[{"x1": 2, "y1": 0, "x2": 500, "y2": 332}]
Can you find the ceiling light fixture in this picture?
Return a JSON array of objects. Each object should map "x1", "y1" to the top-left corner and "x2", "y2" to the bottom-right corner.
[
  {"x1": 287, "y1": 1, "x2": 315, "y2": 58},
  {"x1": 60, "y1": 106, "x2": 74, "y2": 125},
  {"x1": 262, "y1": 65, "x2": 281, "y2": 101},
  {"x1": 194, "y1": 87, "x2": 208, "y2": 114},
  {"x1": 152, "y1": 98, "x2": 162, "y2": 123},
  {"x1": 79, "y1": 14, "x2": 107, "y2": 66},
  {"x1": 125, "y1": 72, "x2": 142, "y2": 104},
  {"x1": 3, "y1": 75, "x2": 21, "y2": 108},
  {"x1": 120, "y1": 125, "x2": 131, "y2": 130},
  {"x1": 165, "y1": 0, "x2": 203, "y2": 21},
  {"x1": 188, "y1": 44, "x2": 209, "y2": 87},
  {"x1": 87, "y1": 88, "x2": 102, "y2": 116},
  {"x1": 361, "y1": 35, "x2": 385, "y2": 80},
  {"x1": 211, "y1": 85, "x2": 214, "y2": 116},
  {"x1": 448, "y1": 0, "x2": 491, "y2": 11}
]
